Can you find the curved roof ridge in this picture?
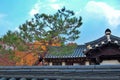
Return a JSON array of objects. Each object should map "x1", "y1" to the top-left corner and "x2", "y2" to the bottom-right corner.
[
  {"x1": 111, "y1": 35, "x2": 120, "y2": 40},
  {"x1": 85, "y1": 35, "x2": 107, "y2": 46},
  {"x1": 85, "y1": 34, "x2": 120, "y2": 46}
]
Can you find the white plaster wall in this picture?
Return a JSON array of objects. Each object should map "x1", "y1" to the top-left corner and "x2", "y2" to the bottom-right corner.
[
  {"x1": 62, "y1": 62, "x2": 66, "y2": 66},
  {"x1": 49, "y1": 62, "x2": 53, "y2": 66},
  {"x1": 85, "y1": 61, "x2": 89, "y2": 65},
  {"x1": 73, "y1": 63, "x2": 79, "y2": 66},
  {"x1": 100, "y1": 60, "x2": 120, "y2": 65}
]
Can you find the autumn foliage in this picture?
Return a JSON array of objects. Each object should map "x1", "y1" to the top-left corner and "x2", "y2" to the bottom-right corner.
[
  {"x1": 15, "y1": 51, "x2": 38, "y2": 66},
  {"x1": 14, "y1": 39, "x2": 61, "y2": 66},
  {"x1": 0, "y1": 54, "x2": 15, "y2": 66}
]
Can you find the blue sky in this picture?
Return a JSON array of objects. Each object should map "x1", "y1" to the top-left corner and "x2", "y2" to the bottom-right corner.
[{"x1": 0, "y1": 0, "x2": 120, "y2": 44}]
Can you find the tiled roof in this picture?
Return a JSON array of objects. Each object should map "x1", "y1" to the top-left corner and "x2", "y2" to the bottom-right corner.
[
  {"x1": 84, "y1": 34, "x2": 120, "y2": 54},
  {"x1": 45, "y1": 35, "x2": 120, "y2": 58},
  {"x1": 110, "y1": 35, "x2": 120, "y2": 43},
  {"x1": 85, "y1": 35, "x2": 120, "y2": 50},
  {"x1": 71, "y1": 45, "x2": 86, "y2": 57},
  {"x1": 86, "y1": 35, "x2": 120, "y2": 46},
  {"x1": 45, "y1": 29, "x2": 120, "y2": 59},
  {"x1": 85, "y1": 35, "x2": 107, "y2": 46},
  {"x1": 45, "y1": 45, "x2": 86, "y2": 58}
]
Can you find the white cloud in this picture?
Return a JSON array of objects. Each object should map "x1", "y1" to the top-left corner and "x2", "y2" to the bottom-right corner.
[
  {"x1": 14, "y1": 27, "x2": 20, "y2": 32},
  {"x1": 29, "y1": 0, "x2": 63, "y2": 17},
  {"x1": 85, "y1": 1, "x2": 120, "y2": 29},
  {"x1": 75, "y1": 10, "x2": 82, "y2": 17},
  {"x1": 0, "y1": 14, "x2": 7, "y2": 20},
  {"x1": 29, "y1": 1, "x2": 41, "y2": 17},
  {"x1": 49, "y1": 3, "x2": 61, "y2": 10}
]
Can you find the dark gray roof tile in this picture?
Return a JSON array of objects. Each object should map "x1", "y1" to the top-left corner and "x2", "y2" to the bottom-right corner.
[
  {"x1": 45, "y1": 45, "x2": 86, "y2": 58},
  {"x1": 86, "y1": 35, "x2": 120, "y2": 47}
]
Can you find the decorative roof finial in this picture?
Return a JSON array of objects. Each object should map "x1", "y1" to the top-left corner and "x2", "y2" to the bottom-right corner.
[
  {"x1": 105, "y1": 28, "x2": 111, "y2": 35},
  {"x1": 105, "y1": 28, "x2": 111, "y2": 41}
]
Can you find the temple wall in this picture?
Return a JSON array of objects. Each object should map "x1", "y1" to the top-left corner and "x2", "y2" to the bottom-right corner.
[{"x1": 0, "y1": 65, "x2": 120, "y2": 80}]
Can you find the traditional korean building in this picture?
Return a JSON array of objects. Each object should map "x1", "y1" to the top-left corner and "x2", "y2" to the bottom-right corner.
[
  {"x1": 44, "y1": 29, "x2": 120, "y2": 66},
  {"x1": 1, "y1": 29, "x2": 120, "y2": 80}
]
